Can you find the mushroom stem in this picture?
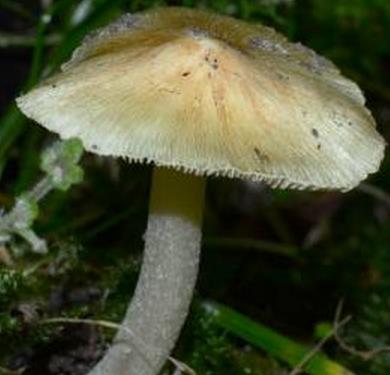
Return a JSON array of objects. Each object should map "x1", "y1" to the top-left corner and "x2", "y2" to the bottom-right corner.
[{"x1": 88, "y1": 167, "x2": 206, "y2": 375}]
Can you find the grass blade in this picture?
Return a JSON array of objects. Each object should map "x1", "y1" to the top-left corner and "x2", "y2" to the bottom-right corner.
[{"x1": 204, "y1": 301, "x2": 355, "y2": 375}]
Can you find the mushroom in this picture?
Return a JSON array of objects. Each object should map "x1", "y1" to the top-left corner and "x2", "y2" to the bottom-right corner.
[{"x1": 16, "y1": 7, "x2": 385, "y2": 375}]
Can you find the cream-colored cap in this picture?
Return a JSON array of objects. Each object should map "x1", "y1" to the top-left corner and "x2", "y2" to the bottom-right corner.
[{"x1": 16, "y1": 7, "x2": 385, "y2": 190}]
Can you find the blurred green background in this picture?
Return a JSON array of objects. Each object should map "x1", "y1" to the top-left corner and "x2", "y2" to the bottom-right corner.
[{"x1": 0, "y1": 0, "x2": 389, "y2": 374}]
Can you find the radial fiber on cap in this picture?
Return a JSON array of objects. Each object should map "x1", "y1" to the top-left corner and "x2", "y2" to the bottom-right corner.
[{"x1": 17, "y1": 7, "x2": 385, "y2": 190}]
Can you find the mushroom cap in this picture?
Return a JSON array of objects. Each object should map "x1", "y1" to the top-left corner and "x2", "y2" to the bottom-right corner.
[{"x1": 17, "y1": 7, "x2": 385, "y2": 190}]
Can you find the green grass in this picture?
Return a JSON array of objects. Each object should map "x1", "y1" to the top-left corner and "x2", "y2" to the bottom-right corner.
[{"x1": 205, "y1": 301, "x2": 355, "y2": 375}]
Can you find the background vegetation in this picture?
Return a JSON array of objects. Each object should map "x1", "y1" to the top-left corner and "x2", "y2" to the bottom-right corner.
[{"x1": 0, "y1": 0, "x2": 389, "y2": 374}]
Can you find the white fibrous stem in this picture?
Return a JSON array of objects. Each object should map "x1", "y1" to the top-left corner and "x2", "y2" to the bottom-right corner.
[{"x1": 88, "y1": 168, "x2": 206, "y2": 375}]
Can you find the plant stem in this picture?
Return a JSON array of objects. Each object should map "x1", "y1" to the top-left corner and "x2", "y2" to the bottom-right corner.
[
  {"x1": 0, "y1": 33, "x2": 60, "y2": 48},
  {"x1": 28, "y1": 176, "x2": 53, "y2": 201},
  {"x1": 205, "y1": 236, "x2": 298, "y2": 258},
  {"x1": 88, "y1": 167, "x2": 206, "y2": 375}
]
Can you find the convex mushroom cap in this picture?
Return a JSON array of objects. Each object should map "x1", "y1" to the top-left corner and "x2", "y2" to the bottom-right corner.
[{"x1": 17, "y1": 7, "x2": 385, "y2": 191}]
